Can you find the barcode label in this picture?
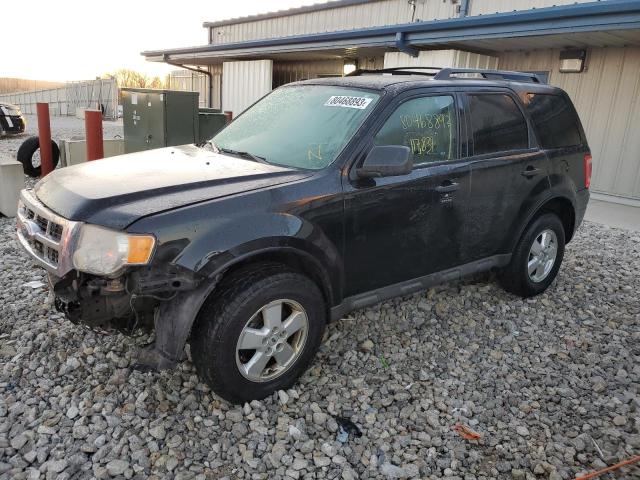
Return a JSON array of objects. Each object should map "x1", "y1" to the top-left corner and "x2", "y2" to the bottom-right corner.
[{"x1": 324, "y1": 96, "x2": 372, "y2": 109}]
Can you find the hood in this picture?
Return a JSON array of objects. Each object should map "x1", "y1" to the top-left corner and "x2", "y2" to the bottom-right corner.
[{"x1": 35, "y1": 144, "x2": 312, "y2": 229}]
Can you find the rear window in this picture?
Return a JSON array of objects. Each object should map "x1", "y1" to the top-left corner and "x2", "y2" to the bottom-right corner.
[
  {"x1": 524, "y1": 93, "x2": 582, "y2": 148},
  {"x1": 468, "y1": 94, "x2": 529, "y2": 156}
]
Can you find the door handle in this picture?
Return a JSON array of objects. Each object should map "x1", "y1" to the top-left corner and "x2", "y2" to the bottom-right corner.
[
  {"x1": 435, "y1": 182, "x2": 459, "y2": 193},
  {"x1": 521, "y1": 166, "x2": 542, "y2": 178}
]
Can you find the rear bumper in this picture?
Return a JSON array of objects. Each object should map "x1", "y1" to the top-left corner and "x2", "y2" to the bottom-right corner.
[{"x1": 575, "y1": 188, "x2": 590, "y2": 232}]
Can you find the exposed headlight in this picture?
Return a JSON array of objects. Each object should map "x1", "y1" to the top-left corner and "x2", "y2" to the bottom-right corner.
[{"x1": 72, "y1": 224, "x2": 155, "y2": 276}]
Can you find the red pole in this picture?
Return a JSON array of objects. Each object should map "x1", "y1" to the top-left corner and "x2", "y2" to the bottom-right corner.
[
  {"x1": 85, "y1": 109, "x2": 104, "y2": 161},
  {"x1": 36, "y1": 103, "x2": 53, "y2": 176},
  {"x1": 224, "y1": 111, "x2": 233, "y2": 123}
]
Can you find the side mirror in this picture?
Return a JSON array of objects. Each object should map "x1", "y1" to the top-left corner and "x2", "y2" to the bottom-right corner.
[{"x1": 356, "y1": 145, "x2": 414, "y2": 178}]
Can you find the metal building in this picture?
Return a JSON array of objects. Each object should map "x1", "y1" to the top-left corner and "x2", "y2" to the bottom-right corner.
[{"x1": 142, "y1": 0, "x2": 640, "y2": 204}]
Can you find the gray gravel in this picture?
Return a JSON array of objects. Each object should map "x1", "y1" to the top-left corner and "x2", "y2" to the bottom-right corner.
[{"x1": 0, "y1": 213, "x2": 639, "y2": 479}]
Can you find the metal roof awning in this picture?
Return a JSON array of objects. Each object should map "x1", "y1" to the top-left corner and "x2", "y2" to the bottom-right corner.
[{"x1": 142, "y1": 0, "x2": 640, "y2": 66}]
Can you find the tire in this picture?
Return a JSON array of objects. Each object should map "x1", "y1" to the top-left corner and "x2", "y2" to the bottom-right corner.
[
  {"x1": 17, "y1": 136, "x2": 60, "y2": 177},
  {"x1": 190, "y1": 264, "x2": 327, "y2": 404},
  {"x1": 500, "y1": 213, "x2": 566, "y2": 298}
]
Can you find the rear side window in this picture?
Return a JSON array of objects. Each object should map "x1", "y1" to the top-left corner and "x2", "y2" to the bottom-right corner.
[
  {"x1": 468, "y1": 94, "x2": 529, "y2": 156},
  {"x1": 373, "y1": 95, "x2": 457, "y2": 165},
  {"x1": 524, "y1": 93, "x2": 582, "y2": 148}
]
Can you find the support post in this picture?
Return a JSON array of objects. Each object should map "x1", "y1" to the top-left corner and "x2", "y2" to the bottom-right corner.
[
  {"x1": 85, "y1": 109, "x2": 104, "y2": 161},
  {"x1": 224, "y1": 111, "x2": 233, "y2": 123},
  {"x1": 36, "y1": 103, "x2": 53, "y2": 176}
]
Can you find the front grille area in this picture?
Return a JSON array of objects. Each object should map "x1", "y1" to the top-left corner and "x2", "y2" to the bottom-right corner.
[
  {"x1": 49, "y1": 223, "x2": 64, "y2": 242},
  {"x1": 16, "y1": 190, "x2": 80, "y2": 276},
  {"x1": 18, "y1": 204, "x2": 66, "y2": 268}
]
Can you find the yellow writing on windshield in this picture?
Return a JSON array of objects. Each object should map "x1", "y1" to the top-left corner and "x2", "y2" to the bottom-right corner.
[
  {"x1": 409, "y1": 136, "x2": 435, "y2": 156},
  {"x1": 307, "y1": 144, "x2": 323, "y2": 163},
  {"x1": 400, "y1": 112, "x2": 451, "y2": 130}
]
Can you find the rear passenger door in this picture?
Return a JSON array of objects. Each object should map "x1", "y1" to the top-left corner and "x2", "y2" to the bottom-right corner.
[{"x1": 463, "y1": 91, "x2": 550, "y2": 262}]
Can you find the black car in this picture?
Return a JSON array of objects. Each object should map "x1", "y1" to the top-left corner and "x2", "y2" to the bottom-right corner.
[
  {"x1": 0, "y1": 102, "x2": 26, "y2": 135},
  {"x1": 16, "y1": 68, "x2": 591, "y2": 403}
]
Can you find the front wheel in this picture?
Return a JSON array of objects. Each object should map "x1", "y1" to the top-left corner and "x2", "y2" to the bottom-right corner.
[
  {"x1": 190, "y1": 264, "x2": 326, "y2": 404},
  {"x1": 500, "y1": 213, "x2": 566, "y2": 297}
]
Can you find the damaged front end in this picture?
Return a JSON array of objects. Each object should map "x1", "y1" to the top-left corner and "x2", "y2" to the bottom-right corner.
[
  {"x1": 50, "y1": 264, "x2": 200, "y2": 334},
  {"x1": 48, "y1": 263, "x2": 208, "y2": 371},
  {"x1": 16, "y1": 188, "x2": 212, "y2": 370},
  {"x1": 50, "y1": 272, "x2": 155, "y2": 334}
]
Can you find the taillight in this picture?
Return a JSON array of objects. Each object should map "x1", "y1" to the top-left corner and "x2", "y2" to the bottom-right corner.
[{"x1": 584, "y1": 153, "x2": 592, "y2": 188}]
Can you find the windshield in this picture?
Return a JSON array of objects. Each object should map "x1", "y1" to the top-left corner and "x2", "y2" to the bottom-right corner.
[{"x1": 212, "y1": 85, "x2": 380, "y2": 170}]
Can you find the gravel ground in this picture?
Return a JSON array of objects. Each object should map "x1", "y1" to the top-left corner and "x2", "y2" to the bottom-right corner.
[
  {"x1": 0, "y1": 114, "x2": 123, "y2": 162},
  {"x1": 0, "y1": 214, "x2": 639, "y2": 479}
]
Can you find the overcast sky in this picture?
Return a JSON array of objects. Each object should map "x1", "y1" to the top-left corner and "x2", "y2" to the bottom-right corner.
[{"x1": 2, "y1": 0, "x2": 324, "y2": 82}]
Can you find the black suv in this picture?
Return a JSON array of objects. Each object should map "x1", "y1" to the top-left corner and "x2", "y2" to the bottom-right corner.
[{"x1": 16, "y1": 68, "x2": 591, "y2": 403}]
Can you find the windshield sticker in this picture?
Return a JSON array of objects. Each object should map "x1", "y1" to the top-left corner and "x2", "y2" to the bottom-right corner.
[{"x1": 324, "y1": 96, "x2": 372, "y2": 110}]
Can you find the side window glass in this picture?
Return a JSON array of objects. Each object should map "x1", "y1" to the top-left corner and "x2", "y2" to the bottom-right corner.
[
  {"x1": 523, "y1": 93, "x2": 582, "y2": 148},
  {"x1": 373, "y1": 95, "x2": 457, "y2": 165},
  {"x1": 469, "y1": 94, "x2": 529, "y2": 155}
]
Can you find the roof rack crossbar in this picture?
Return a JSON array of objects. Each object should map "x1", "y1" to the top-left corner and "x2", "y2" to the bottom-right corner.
[
  {"x1": 348, "y1": 66, "x2": 443, "y2": 77},
  {"x1": 434, "y1": 68, "x2": 541, "y2": 83}
]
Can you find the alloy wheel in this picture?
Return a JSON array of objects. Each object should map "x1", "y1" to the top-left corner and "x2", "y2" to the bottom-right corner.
[
  {"x1": 527, "y1": 229, "x2": 558, "y2": 283},
  {"x1": 235, "y1": 299, "x2": 309, "y2": 382}
]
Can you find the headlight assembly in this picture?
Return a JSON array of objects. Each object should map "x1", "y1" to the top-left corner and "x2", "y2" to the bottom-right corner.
[{"x1": 72, "y1": 224, "x2": 155, "y2": 276}]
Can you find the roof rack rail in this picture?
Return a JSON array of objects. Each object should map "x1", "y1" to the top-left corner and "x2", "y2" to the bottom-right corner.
[
  {"x1": 434, "y1": 68, "x2": 541, "y2": 83},
  {"x1": 348, "y1": 66, "x2": 443, "y2": 77},
  {"x1": 348, "y1": 67, "x2": 542, "y2": 83}
]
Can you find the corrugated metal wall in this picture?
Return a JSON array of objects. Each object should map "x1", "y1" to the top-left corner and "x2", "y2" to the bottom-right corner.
[
  {"x1": 468, "y1": 0, "x2": 592, "y2": 16},
  {"x1": 500, "y1": 47, "x2": 640, "y2": 200},
  {"x1": 273, "y1": 60, "x2": 343, "y2": 88},
  {"x1": 222, "y1": 60, "x2": 273, "y2": 116},
  {"x1": 209, "y1": 0, "x2": 601, "y2": 46},
  {"x1": 168, "y1": 70, "x2": 221, "y2": 109},
  {"x1": 210, "y1": 0, "x2": 457, "y2": 45},
  {"x1": 272, "y1": 57, "x2": 384, "y2": 88},
  {"x1": 453, "y1": 51, "x2": 499, "y2": 70},
  {"x1": 384, "y1": 50, "x2": 498, "y2": 70},
  {"x1": 384, "y1": 50, "x2": 457, "y2": 68}
]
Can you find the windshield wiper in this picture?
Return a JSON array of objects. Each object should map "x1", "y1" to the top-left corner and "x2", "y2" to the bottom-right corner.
[{"x1": 206, "y1": 141, "x2": 266, "y2": 163}]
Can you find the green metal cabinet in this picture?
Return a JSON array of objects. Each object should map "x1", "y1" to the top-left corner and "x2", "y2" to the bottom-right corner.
[
  {"x1": 198, "y1": 111, "x2": 228, "y2": 143},
  {"x1": 122, "y1": 88, "x2": 199, "y2": 153}
]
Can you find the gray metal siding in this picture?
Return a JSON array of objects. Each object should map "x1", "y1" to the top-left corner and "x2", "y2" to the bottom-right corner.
[
  {"x1": 222, "y1": 60, "x2": 273, "y2": 116},
  {"x1": 168, "y1": 69, "x2": 221, "y2": 109},
  {"x1": 210, "y1": 0, "x2": 457, "y2": 45},
  {"x1": 468, "y1": 0, "x2": 593, "y2": 16},
  {"x1": 500, "y1": 47, "x2": 640, "y2": 200},
  {"x1": 384, "y1": 50, "x2": 498, "y2": 69},
  {"x1": 272, "y1": 57, "x2": 384, "y2": 88}
]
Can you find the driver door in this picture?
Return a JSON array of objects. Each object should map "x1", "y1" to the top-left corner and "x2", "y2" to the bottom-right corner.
[{"x1": 343, "y1": 91, "x2": 472, "y2": 297}]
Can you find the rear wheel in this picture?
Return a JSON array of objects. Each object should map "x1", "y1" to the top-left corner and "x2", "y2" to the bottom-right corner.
[
  {"x1": 500, "y1": 213, "x2": 565, "y2": 297},
  {"x1": 190, "y1": 264, "x2": 326, "y2": 404}
]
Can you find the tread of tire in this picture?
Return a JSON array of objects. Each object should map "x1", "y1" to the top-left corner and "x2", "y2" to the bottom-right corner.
[{"x1": 190, "y1": 263, "x2": 319, "y2": 403}]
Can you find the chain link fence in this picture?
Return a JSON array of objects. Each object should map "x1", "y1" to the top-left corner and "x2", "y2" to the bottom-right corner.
[{"x1": 0, "y1": 79, "x2": 118, "y2": 119}]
